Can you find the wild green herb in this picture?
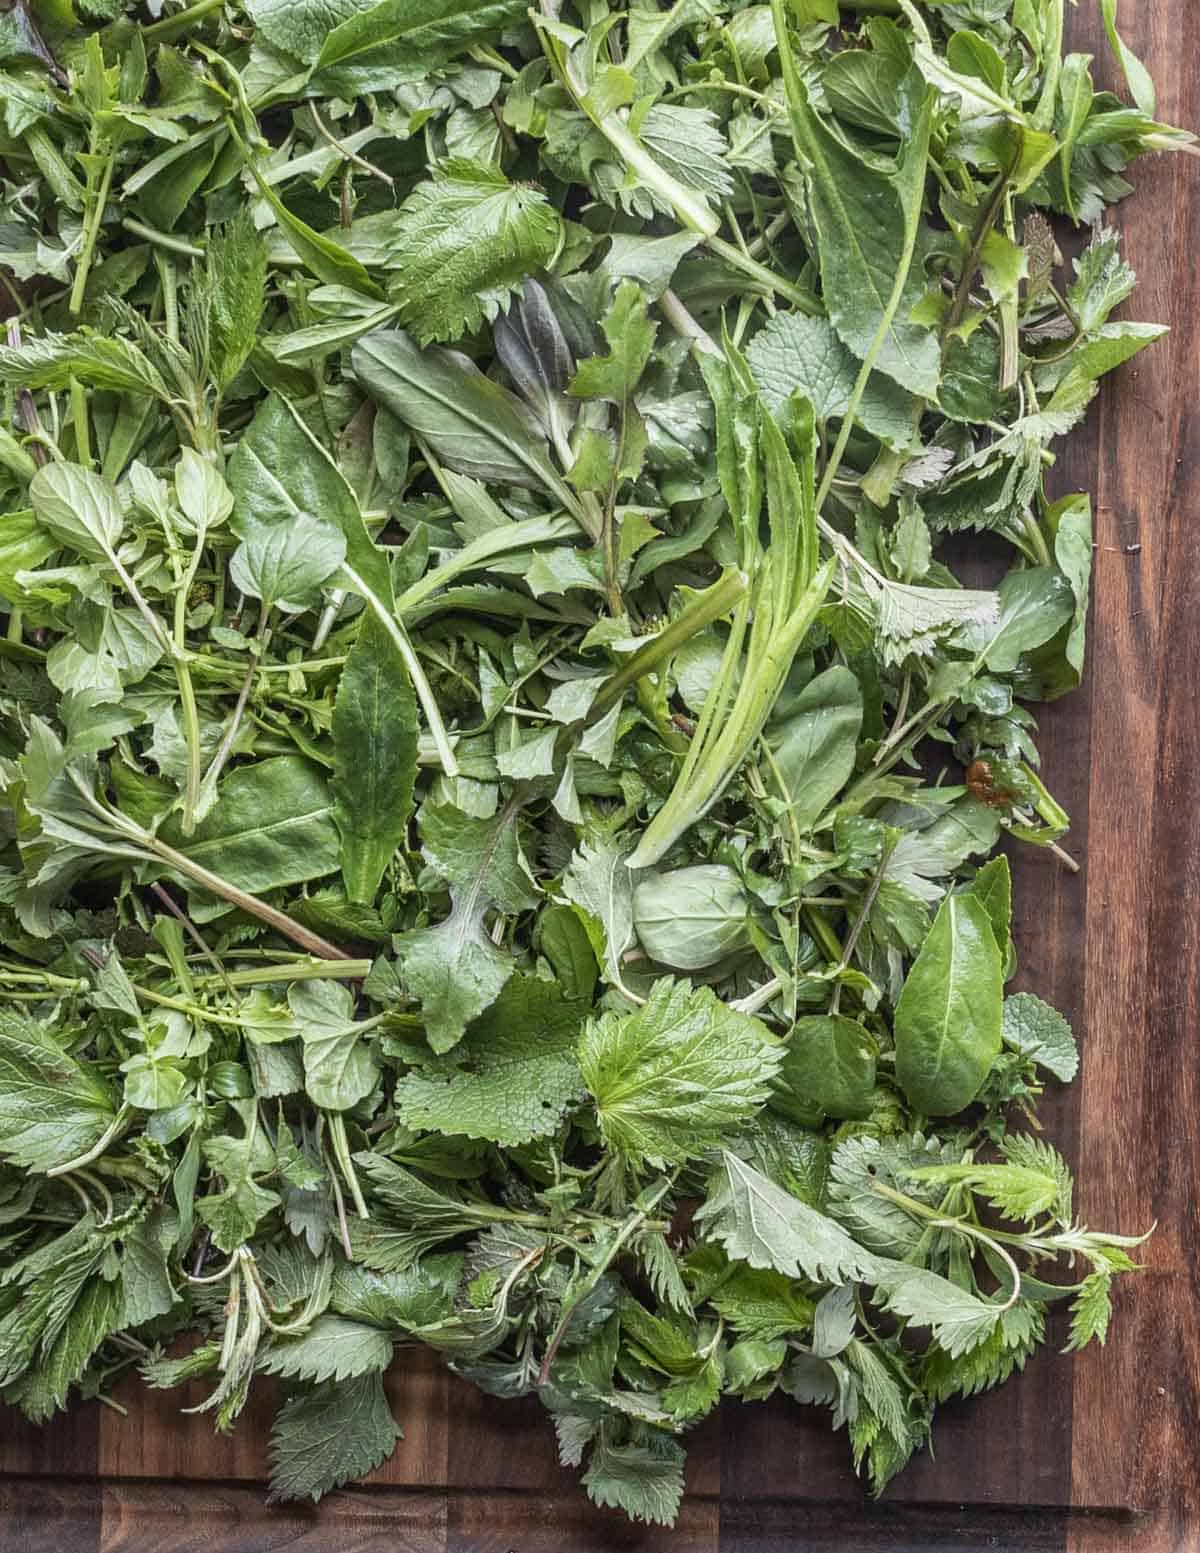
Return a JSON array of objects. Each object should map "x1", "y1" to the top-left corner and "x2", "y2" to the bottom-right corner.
[{"x1": 0, "y1": 0, "x2": 1189, "y2": 1523}]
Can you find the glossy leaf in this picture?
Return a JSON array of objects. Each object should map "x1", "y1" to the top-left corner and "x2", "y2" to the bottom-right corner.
[{"x1": 894, "y1": 893, "x2": 1003, "y2": 1115}]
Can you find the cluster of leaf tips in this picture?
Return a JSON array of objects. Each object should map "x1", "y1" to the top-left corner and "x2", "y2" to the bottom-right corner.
[{"x1": 0, "y1": 0, "x2": 1189, "y2": 1523}]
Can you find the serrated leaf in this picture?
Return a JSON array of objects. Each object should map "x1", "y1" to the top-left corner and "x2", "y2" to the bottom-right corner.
[
  {"x1": 580, "y1": 982, "x2": 781, "y2": 1166},
  {"x1": 582, "y1": 1426, "x2": 686, "y2": 1527},
  {"x1": 874, "y1": 579, "x2": 999, "y2": 667},
  {"x1": 923, "y1": 1300, "x2": 1044, "y2": 1401},
  {"x1": 905, "y1": 1161, "x2": 1063, "y2": 1223},
  {"x1": 697, "y1": 1151, "x2": 880, "y2": 1283},
  {"x1": 1001, "y1": 991, "x2": 1079, "y2": 1081},
  {"x1": 747, "y1": 311, "x2": 918, "y2": 452},
  {"x1": 393, "y1": 974, "x2": 583, "y2": 1145},
  {"x1": 0, "y1": 1009, "x2": 118, "y2": 1172},
  {"x1": 706, "y1": 1261, "x2": 814, "y2": 1341},
  {"x1": 258, "y1": 1314, "x2": 393, "y2": 1385},
  {"x1": 385, "y1": 160, "x2": 560, "y2": 346},
  {"x1": 1065, "y1": 1272, "x2": 1112, "y2": 1352},
  {"x1": 868, "y1": 1261, "x2": 999, "y2": 1359},
  {"x1": 700, "y1": 1152, "x2": 997, "y2": 1355},
  {"x1": 826, "y1": 1134, "x2": 958, "y2": 1258},
  {"x1": 0, "y1": 331, "x2": 170, "y2": 399},
  {"x1": 267, "y1": 1373, "x2": 401, "y2": 1502}
]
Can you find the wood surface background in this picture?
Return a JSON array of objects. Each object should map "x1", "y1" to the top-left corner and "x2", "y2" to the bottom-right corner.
[{"x1": 2, "y1": 1, "x2": 1198, "y2": 1548}]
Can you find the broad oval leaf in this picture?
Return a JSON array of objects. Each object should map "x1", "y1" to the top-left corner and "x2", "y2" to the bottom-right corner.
[
  {"x1": 894, "y1": 892, "x2": 1003, "y2": 1115},
  {"x1": 779, "y1": 1014, "x2": 877, "y2": 1120},
  {"x1": 29, "y1": 462, "x2": 124, "y2": 561},
  {"x1": 229, "y1": 511, "x2": 347, "y2": 610}
]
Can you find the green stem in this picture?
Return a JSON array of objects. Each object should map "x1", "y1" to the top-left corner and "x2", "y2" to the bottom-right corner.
[
  {"x1": 122, "y1": 218, "x2": 206, "y2": 258},
  {"x1": 943, "y1": 167, "x2": 1013, "y2": 345},
  {"x1": 134, "y1": 985, "x2": 250, "y2": 1027},
  {"x1": 805, "y1": 904, "x2": 845, "y2": 964},
  {"x1": 591, "y1": 567, "x2": 748, "y2": 721},
  {"x1": 101, "y1": 537, "x2": 175, "y2": 659},
  {"x1": 69, "y1": 151, "x2": 116, "y2": 316},
  {"x1": 174, "y1": 539, "x2": 206, "y2": 835},
  {"x1": 328, "y1": 1112, "x2": 369, "y2": 1219},
  {"x1": 70, "y1": 378, "x2": 91, "y2": 467},
  {"x1": 142, "y1": 0, "x2": 225, "y2": 44},
  {"x1": 1018, "y1": 506, "x2": 1053, "y2": 567},
  {"x1": 195, "y1": 609, "x2": 271, "y2": 814},
  {"x1": 829, "y1": 838, "x2": 895, "y2": 1013},
  {"x1": 192, "y1": 959, "x2": 372, "y2": 989},
  {"x1": 538, "y1": 1181, "x2": 673, "y2": 1386},
  {"x1": 0, "y1": 966, "x2": 88, "y2": 991},
  {"x1": 706, "y1": 235, "x2": 821, "y2": 314},
  {"x1": 46, "y1": 1105, "x2": 133, "y2": 1177},
  {"x1": 145, "y1": 835, "x2": 352, "y2": 960},
  {"x1": 156, "y1": 250, "x2": 180, "y2": 345},
  {"x1": 583, "y1": 105, "x2": 719, "y2": 238}
]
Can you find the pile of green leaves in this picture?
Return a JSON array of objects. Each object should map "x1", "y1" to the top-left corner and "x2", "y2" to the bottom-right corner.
[{"x1": 0, "y1": 0, "x2": 1189, "y2": 1523}]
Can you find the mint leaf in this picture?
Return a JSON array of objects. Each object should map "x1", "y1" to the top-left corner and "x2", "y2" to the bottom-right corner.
[{"x1": 1001, "y1": 991, "x2": 1079, "y2": 1081}]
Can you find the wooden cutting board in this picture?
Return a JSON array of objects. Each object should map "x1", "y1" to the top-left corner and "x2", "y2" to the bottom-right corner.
[{"x1": 3, "y1": 3, "x2": 1198, "y2": 1549}]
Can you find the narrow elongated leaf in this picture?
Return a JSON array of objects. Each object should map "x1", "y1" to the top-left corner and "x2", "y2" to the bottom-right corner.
[
  {"x1": 332, "y1": 610, "x2": 418, "y2": 903},
  {"x1": 771, "y1": 6, "x2": 940, "y2": 397},
  {"x1": 316, "y1": 0, "x2": 525, "y2": 70}
]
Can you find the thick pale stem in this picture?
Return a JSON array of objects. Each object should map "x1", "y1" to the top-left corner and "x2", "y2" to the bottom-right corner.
[{"x1": 146, "y1": 837, "x2": 351, "y2": 960}]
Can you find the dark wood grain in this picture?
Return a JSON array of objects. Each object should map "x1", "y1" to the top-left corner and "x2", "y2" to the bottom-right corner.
[
  {"x1": 2, "y1": 1, "x2": 1198, "y2": 1548},
  {"x1": 1065, "y1": 2, "x2": 1200, "y2": 1549}
]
